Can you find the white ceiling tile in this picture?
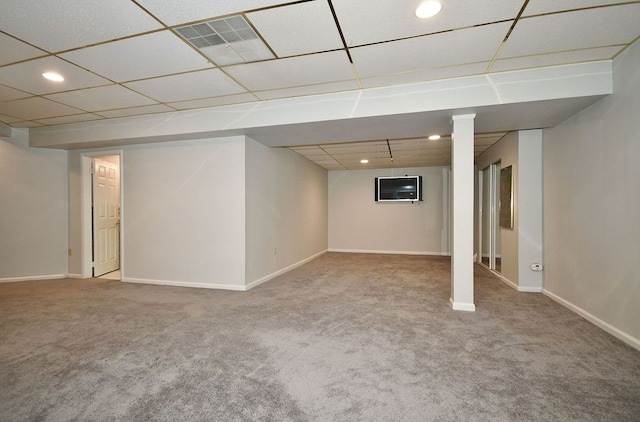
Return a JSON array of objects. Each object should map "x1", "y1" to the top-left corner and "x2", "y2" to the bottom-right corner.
[
  {"x1": 0, "y1": 97, "x2": 83, "y2": 120},
  {"x1": 0, "y1": 85, "x2": 32, "y2": 102},
  {"x1": 0, "y1": 0, "x2": 162, "y2": 52},
  {"x1": 10, "y1": 121, "x2": 44, "y2": 128},
  {"x1": 136, "y1": 0, "x2": 292, "y2": 26},
  {"x1": 418, "y1": 141, "x2": 451, "y2": 154},
  {"x1": 501, "y1": 4, "x2": 640, "y2": 58},
  {"x1": 333, "y1": 154, "x2": 392, "y2": 163},
  {"x1": 0, "y1": 34, "x2": 47, "y2": 66},
  {"x1": 320, "y1": 142, "x2": 367, "y2": 149},
  {"x1": 255, "y1": 80, "x2": 360, "y2": 100},
  {"x1": 200, "y1": 39, "x2": 275, "y2": 66},
  {"x1": 332, "y1": 0, "x2": 522, "y2": 46},
  {"x1": 96, "y1": 104, "x2": 176, "y2": 119},
  {"x1": 60, "y1": 32, "x2": 214, "y2": 82},
  {"x1": 0, "y1": 57, "x2": 111, "y2": 95},
  {"x1": 391, "y1": 139, "x2": 441, "y2": 151},
  {"x1": 290, "y1": 146, "x2": 323, "y2": 152},
  {"x1": 359, "y1": 63, "x2": 489, "y2": 89},
  {"x1": 289, "y1": 132, "x2": 505, "y2": 170},
  {"x1": 168, "y1": 93, "x2": 258, "y2": 110},
  {"x1": 313, "y1": 159, "x2": 342, "y2": 165},
  {"x1": 322, "y1": 143, "x2": 386, "y2": 153},
  {"x1": 523, "y1": 0, "x2": 638, "y2": 16},
  {"x1": 125, "y1": 69, "x2": 246, "y2": 103},
  {"x1": 247, "y1": 1, "x2": 344, "y2": 57},
  {"x1": 475, "y1": 132, "x2": 507, "y2": 141},
  {"x1": 301, "y1": 155, "x2": 336, "y2": 162},
  {"x1": 351, "y1": 23, "x2": 510, "y2": 78},
  {"x1": 338, "y1": 159, "x2": 389, "y2": 166},
  {"x1": 491, "y1": 46, "x2": 623, "y2": 72},
  {"x1": 44, "y1": 85, "x2": 158, "y2": 112},
  {"x1": 298, "y1": 155, "x2": 333, "y2": 162},
  {"x1": 291, "y1": 148, "x2": 331, "y2": 157},
  {"x1": 393, "y1": 150, "x2": 450, "y2": 158},
  {"x1": 224, "y1": 51, "x2": 355, "y2": 91},
  {"x1": 34, "y1": 113, "x2": 103, "y2": 126},
  {"x1": 0, "y1": 114, "x2": 23, "y2": 124}
]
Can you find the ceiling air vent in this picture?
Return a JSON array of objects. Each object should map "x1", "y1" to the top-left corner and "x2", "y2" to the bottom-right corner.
[{"x1": 176, "y1": 15, "x2": 274, "y2": 66}]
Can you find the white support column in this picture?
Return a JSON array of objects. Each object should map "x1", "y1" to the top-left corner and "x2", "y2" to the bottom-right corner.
[{"x1": 450, "y1": 114, "x2": 476, "y2": 312}]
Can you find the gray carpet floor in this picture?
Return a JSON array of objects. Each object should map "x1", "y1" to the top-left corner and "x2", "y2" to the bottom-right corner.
[{"x1": 1, "y1": 253, "x2": 639, "y2": 421}]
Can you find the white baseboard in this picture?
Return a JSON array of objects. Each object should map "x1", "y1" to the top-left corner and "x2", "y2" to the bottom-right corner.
[
  {"x1": 122, "y1": 277, "x2": 246, "y2": 291},
  {"x1": 478, "y1": 265, "x2": 543, "y2": 293},
  {"x1": 329, "y1": 248, "x2": 450, "y2": 256},
  {"x1": 450, "y1": 298, "x2": 476, "y2": 312},
  {"x1": 493, "y1": 272, "x2": 519, "y2": 291},
  {"x1": 543, "y1": 289, "x2": 640, "y2": 352},
  {"x1": 245, "y1": 249, "x2": 328, "y2": 291},
  {"x1": 67, "y1": 273, "x2": 83, "y2": 279},
  {"x1": 517, "y1": 285, "x2": 543, "y2": 293},
  {"x1": 122, "y1": 250, "x2": 329, "y2": 292},
  {"x1": 0, "y1": 274, "x2": 66, "y2": 283}
]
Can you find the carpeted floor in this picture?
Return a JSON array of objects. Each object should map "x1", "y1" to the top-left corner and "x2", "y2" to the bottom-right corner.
[{"x1": 1, "y1": 253, "x2": 639, "y2": 421}]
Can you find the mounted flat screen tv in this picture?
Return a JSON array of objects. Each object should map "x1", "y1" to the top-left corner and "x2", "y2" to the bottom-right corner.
[{"x1": 375, "y1": 176, "x2": 423, "y2": 202}]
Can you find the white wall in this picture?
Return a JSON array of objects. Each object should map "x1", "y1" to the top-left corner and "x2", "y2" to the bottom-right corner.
[
  {"x1": 0, "y1": 129, "x2": 68, "y2": 281},
  {"x1": 517, "y1": 130, "x2": 543, "y2": 291},
  {"x1": 476, "y1": 132, "x2": 519, "y2": 284},
  {"x1": 68, "y1": 149, "x2": 83, "y2": 276},
  {"x1": 329, "y1": 167, "x2": 450, "y2": 255},
  {"x1": 475, "y1": 130, "x2": 544, "y2": 291},
  {"x1": 245, "y1": 139, "x2": 327, "y2": 287},
  {"x1": 67, "y1": 136, "x2": 328, "y2": 290},
  {"x1": 543, "y1": 40, "x2": 640, "y2": 346},
  {"x1": 122, "y1": 137, "x2": 246, "y2": 289}
]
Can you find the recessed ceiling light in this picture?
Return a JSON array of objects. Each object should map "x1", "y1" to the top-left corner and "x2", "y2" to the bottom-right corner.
[
  {"x1": 360, "y1": 159, "x2": 369, "y2": 164},
  {"x1": 428, "y1": 134, "x2": 441, "y2": 140},
  {"x1": 415, "y1": 1, "x2": 442, "y2": 19},
  {"x1": 42, "y1": 72, "x2": 64, "y2": 82}
]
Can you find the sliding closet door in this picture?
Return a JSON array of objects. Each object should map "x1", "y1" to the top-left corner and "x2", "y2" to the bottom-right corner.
[{"x1": 480, "y1": 163, "x2": 501, "y2": 272}]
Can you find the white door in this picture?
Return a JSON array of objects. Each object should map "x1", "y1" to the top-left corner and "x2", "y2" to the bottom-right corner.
[{"x1": 93, "y1": 157, "x2": 120, "y2": 277}]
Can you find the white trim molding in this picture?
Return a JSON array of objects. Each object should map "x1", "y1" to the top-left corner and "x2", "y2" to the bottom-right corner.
[
  {"x1": 245, "y1": 249, "x2": 327, "y2": 291},
  {"x1": 122, "y1": 250, "x2": 328, "y2": 292},
  {"x1": 329, "y1": 248, "x2": 450, "y2": 256},
  {"x1": 480, "y1": 264, "x2": 543, "y2": 293},
  {"x1": 0, "y1": 274, "x2": 66, "y2": 283},
  {"x1": 518, "y1": 285, "x2": 543, "y2": 293},
  {"x1": 122, "y1": 278, "x2": 246, "y2": 291},
  {"x1": 450, "y1": 298, "x2": 476, "y2": 312},
  {"x1": 543, "y1": 289, "x2": 640, "y2": 352}
]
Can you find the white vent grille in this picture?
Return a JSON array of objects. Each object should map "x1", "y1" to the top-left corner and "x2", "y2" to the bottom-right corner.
[{"x1": 176, "y1": 16, "x2": 274, "y2": 65}]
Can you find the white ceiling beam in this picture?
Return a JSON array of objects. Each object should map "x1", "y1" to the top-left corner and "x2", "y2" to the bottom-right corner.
[{"x1": 29, "y1": 61, "x2": 612, "y2": 149}]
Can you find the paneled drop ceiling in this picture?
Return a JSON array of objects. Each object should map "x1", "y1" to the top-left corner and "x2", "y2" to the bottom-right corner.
[
  {"x1": 1, "y1": 0, "x2": 639, "y2": 168},
  {"x1": 291, "y1": 132, "x2": 507, "y2": 170}
]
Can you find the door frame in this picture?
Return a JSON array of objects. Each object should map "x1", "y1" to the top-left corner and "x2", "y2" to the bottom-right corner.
[
  {"x1": 80, "y1": 150, "x2": 124, "y2": 279},
  {"x1": 478, "y1": 161, "x2": 500, "y2": 271}
]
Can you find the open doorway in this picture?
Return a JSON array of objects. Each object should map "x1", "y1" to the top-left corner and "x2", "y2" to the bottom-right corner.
[
  {"x1": 92, "y1": 156, "x2": 121, "y2": 278},
  {"x1": 81, "y1": 151, "x2": 123, "y2": 280},
  {"x1": 479, "y1": 162, "x2": 501, "y2": 273}
]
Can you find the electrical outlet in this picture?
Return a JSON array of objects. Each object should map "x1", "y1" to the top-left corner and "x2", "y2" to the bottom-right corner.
[
  {"x1": 273, "y1": 247, "x2": 277, "y2": 255},
  {"x1": 530, "y1": 263, "x2": 543, "y2": 271}
]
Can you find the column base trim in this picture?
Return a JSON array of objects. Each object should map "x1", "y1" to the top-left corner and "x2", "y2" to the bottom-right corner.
[{"x1": 450, "y1": 298, "x2": 476, "y2": 312}]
